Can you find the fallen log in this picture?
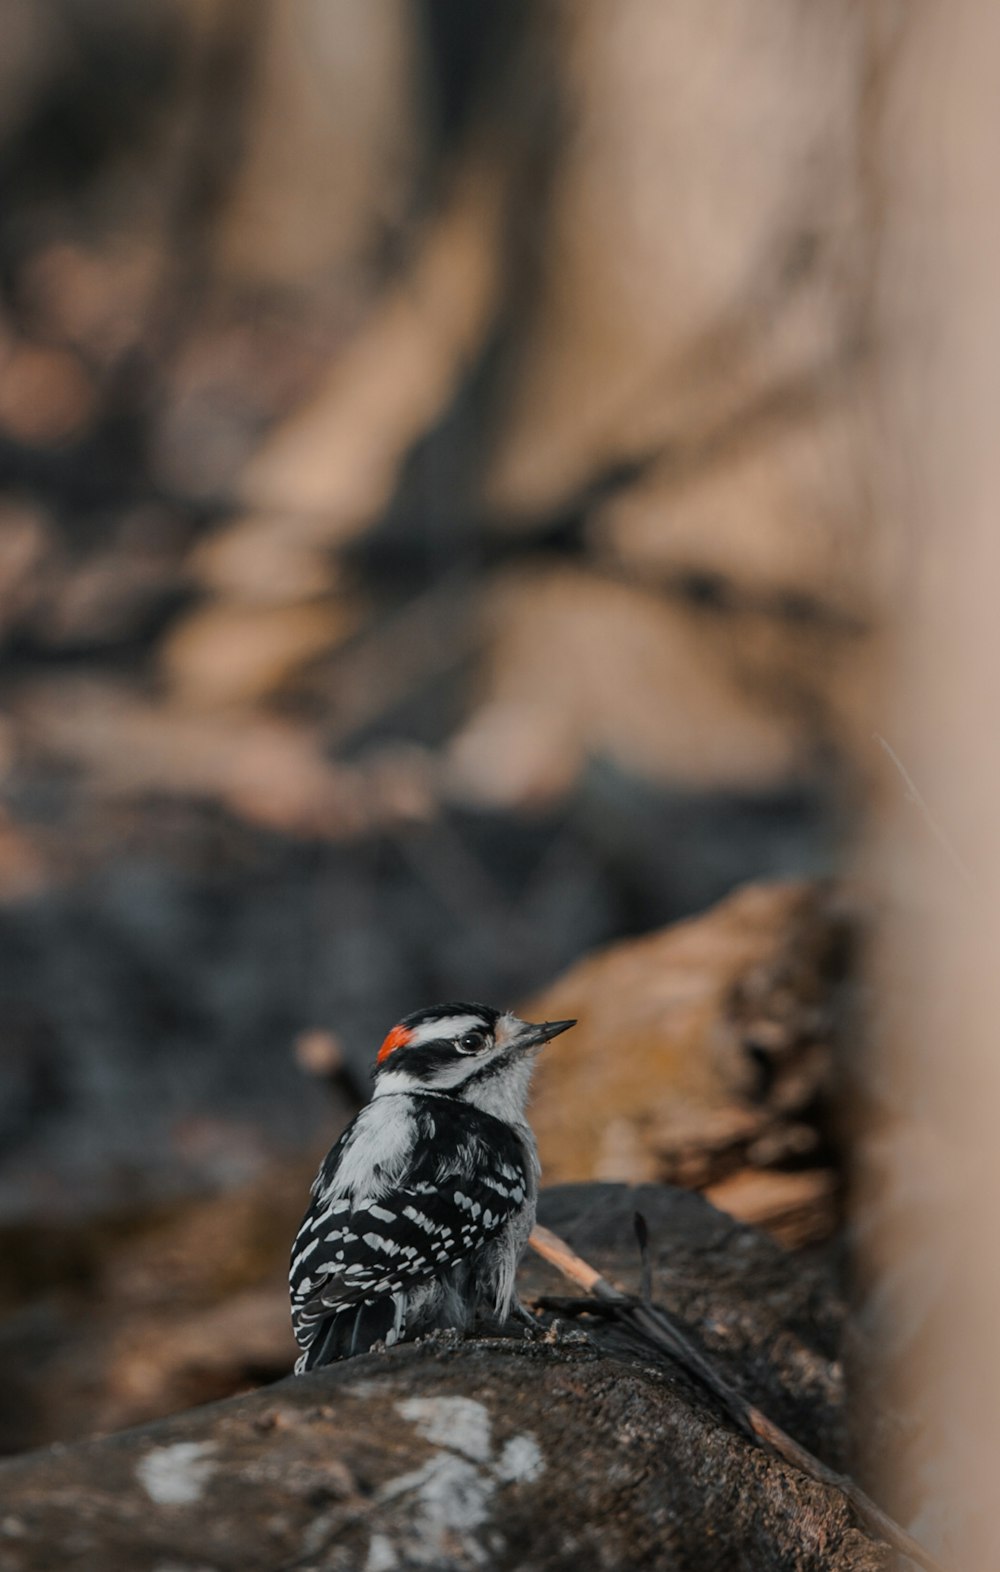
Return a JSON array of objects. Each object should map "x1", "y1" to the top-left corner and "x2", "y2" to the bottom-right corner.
[
  {"x1": 0, "y1": 1184, "x2": 889, "y2": 1571},
  {"x1": 531, "y1": 1220, "x2": 943, "y2": 1572},
  {"x1": 526, "y1": 881, "x2": 850, "y2": 1247}
]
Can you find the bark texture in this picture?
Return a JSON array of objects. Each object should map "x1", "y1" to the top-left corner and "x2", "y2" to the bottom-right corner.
[
  {"x1": 0, "y1": 1184, "x2": 886, "y2": 1571},
  {"x1": 527, "y1": 880, "x2": 850, "y2": 1245}
]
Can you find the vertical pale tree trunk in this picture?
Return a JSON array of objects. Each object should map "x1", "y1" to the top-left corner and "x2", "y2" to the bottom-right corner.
[{"x1": 873, "y1": 3, "x2": 1000, "y2": 1562}]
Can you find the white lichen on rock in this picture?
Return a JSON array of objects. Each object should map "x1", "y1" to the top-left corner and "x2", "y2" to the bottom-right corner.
[
  {"x1": 136, "y1": 1441, "x2": 218, "y2": 1506},
  {"x1": 369, "y1": 1395, "x2": 545, "y2": 1566},
  {"x1": 396, "y1": 1396, "x2": 494, "y2": 1462}
]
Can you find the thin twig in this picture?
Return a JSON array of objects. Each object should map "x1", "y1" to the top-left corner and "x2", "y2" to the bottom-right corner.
[
  {"x1": 634, "y1": 1213, "x2": 654, "y2": 1305},
  {"x1": 529, "y1": 1223, "x2": 949, "y2": 1572},
  {"x1": 875, "y1": 733, "x2": 975, "y2": 889}
]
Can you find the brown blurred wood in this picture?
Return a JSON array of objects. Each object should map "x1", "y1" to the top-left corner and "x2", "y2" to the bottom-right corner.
[
  {"x1": 702, "y1": 1166, "x2": 838, "y2": 1249},
  {"x1": 526, "y1": 879, "x2": 847, "y2": 1245}
]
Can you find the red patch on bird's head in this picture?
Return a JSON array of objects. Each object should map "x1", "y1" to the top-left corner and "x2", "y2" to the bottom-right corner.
[{"x1": 377, "y1": 1023, "x2": 413, "y2": 1064}]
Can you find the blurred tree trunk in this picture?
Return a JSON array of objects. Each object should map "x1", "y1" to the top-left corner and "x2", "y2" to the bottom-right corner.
[{"x1": 865, "y1": 1, "x2": 1000, "y2": 1563}]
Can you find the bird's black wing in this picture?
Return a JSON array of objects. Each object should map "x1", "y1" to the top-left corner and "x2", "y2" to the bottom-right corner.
[{"x1": 289, "y1": 1102, "x2": 529, "y2": 1364}]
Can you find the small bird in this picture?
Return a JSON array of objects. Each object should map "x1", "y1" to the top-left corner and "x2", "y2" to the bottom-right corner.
[{"x1": 289, "y1": 1001, "x2": 575, "y2": 1371}]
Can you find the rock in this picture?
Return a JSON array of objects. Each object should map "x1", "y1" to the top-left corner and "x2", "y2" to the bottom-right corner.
[
  {"x1": 161, "y1": 598, "x2": 358, "y2": 710},
  {"x1": 0, "y1": 1184, "x2": 887, "y2": 1571},
  {"x1": 484, "y1": 1, "x2": 866, "y2": 525},
  {"x1": 0, "y1": 337, "x2": 96, "y2": 447},
  {"x1": 239, "y1": 154, "x2": 508, "y2": 531},
  {"x1": 22, "y1": 678, "x2": 362, "y2": 835},
  {"x1": 0, "y1": 502, "x2": 53, "y2": 634},
  {"x1": 445, "y1": 567, "x2": 815, "y2": 806},
  {"x1": 188, "y1": 514, "x2": 339, "y2": 605},
  {"x1": 212, "y1": 2, "x2": 421, "y2": 289}
]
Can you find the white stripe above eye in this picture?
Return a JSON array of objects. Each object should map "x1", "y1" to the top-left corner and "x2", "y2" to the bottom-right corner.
[{"x1": 406, "y1": 1014, "x2": 488, "y2": 1046}]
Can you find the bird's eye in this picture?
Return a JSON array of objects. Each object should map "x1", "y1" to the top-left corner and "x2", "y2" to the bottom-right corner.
[{"x1": 456, "y1": 1029, "x2": 487, "y2": 1054}]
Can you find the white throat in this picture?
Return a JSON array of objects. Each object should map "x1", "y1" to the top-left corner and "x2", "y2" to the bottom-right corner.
[{"x1": 460, "y1": 1052, "x2": 536, "y2": 1127}]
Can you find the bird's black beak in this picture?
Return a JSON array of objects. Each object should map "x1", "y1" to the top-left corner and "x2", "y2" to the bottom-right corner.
[{"x1": 516, "y1": 1018, "x2": 577, "y2": 1050}]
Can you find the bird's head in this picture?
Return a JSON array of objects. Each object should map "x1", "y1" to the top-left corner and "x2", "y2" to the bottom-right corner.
[{"x1": 371, "y1": 1001, "x2": 575, "y2": 1116}]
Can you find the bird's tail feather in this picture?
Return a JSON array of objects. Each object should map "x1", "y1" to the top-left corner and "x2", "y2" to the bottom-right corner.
[
  {"x1": 300, "y1": 1295, "x2": 400, "y2": 1370},
  {"x1": 299, "y1": 1268, "x2": 477, "y2": 1370}
]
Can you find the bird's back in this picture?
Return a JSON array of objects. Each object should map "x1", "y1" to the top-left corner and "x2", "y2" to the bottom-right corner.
[{"x1": 290, "y1": 1092, "x2": 535, "y2": 1369}]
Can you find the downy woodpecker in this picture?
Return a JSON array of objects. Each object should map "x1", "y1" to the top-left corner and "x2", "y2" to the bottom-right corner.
[{"x1": 289, "y1": 1002, "x2": 575, "y2": 1370}]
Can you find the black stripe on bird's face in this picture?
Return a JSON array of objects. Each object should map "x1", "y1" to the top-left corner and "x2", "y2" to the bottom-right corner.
[
  {"x1": 380, "y1": 1038, "x2": 490, "y2": 1085},
  {"x1": 371, "y1": 1004, "x2": 574, "y2": 1092},
  {"x1": 374, "y1": 1003, "x2": 501, "y2": 1080}
]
